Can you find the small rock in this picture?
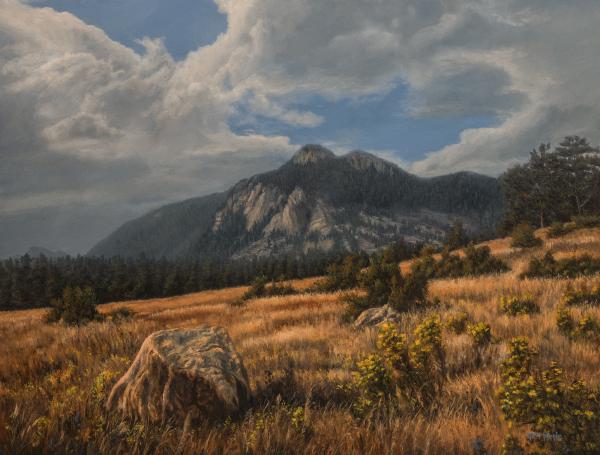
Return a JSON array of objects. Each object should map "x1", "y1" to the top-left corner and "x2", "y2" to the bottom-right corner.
[
  {"x1": 354, "y1": 304, "x2": 401, "y2": 329},
  {"x1": 106, "y1": 326, "x2": 250, "y2": 424}
]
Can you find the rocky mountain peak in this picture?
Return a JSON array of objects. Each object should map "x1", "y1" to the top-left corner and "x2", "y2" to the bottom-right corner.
[
  {"x1": 291, "y1": 144, "x2": 336, "y2": 166},
  {"x1": 343, "y1": 150, "x2": 400, "y2": 174}
]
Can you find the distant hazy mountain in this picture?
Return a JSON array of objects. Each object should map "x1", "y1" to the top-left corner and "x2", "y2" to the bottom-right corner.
[
  {"x1": 89, "y1": 145, "x2": 503, "y2": 259},
  {"x1": 26, "y1": 246, "x2": 69, "y2": 258}
]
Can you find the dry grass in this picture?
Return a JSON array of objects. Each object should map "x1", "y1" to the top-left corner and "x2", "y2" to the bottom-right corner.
[{"x1": 1, "y1": 228, "x2": 600, "y2": 454}]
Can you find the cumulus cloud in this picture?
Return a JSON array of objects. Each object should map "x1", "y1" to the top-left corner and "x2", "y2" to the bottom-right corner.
[{"x1": 1, "y1": 0, "x2": 600, "y2": 254}]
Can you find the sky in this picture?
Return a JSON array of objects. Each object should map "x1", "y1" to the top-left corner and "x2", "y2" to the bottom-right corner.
[{"x1": 1, "y1": 0, "x2": 600, "y2": 256}]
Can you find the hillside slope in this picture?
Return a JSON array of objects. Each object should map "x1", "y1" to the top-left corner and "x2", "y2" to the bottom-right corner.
[
  {"x1": 88, "y1": 192, "x2": 227, "y2": 259},
  {"x1": 4, "y1": 227, "x2": 600, "y2": 453},
  {"x1": 90, "y1": 145, "x2": 502, "y2": 259}
]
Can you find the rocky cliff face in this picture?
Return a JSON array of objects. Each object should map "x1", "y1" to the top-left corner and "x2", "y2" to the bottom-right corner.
[{"x1": 90, "y1": 145, "x2": 503, "y2": 260}]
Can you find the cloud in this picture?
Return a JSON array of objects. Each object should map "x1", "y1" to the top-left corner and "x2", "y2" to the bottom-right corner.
[{"x1": 2, "y1": 0, "x2": 600, "y2": 254}]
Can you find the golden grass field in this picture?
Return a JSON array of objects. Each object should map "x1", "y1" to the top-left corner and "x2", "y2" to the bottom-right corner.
[{"x1": 1, "y1": 228, "x2": 600, "y2": 454}]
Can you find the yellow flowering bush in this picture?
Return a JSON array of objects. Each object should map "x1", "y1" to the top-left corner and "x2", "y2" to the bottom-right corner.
[
  {"x1": 556, "y1": 306, "x2": 600, "y2": 342},
  {"x1": 498, "y1": 337, "x2": 600, "y2": 454},
  {"x1": 350, "y1": 316, "x2": 446, "y2": 415},
  {"x1": 500, "y1": 295, "x2": 540, "y2": 316},
  {"x1": 467, "y1": 322, "x2": 493, "y2": 347}
]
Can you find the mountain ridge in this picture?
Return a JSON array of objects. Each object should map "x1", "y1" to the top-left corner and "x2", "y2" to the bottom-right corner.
[{"x1": 89, "y1": 145, "x2": 503, "y2": 259}]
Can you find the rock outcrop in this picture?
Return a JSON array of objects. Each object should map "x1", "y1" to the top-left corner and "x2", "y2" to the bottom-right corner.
[
  {"x1": 354, "y1": 304, "x2": 401, "y2": 329},
  {"x1": 106, "y1": 326, "x2": 250, "y2": 424}
]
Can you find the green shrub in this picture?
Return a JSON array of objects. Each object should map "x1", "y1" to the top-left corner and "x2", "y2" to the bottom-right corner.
[
  {"x1": 573, "y1": 215, "x2": 600, "y2": 229},
  {"x1": 498, "y1": 337, "x2": 600, "y2": 454},
  {"x1": 556, "y1": 306, "x2": 576, "y2": 337},
  {"x1": 411, "y1": 245, "x2": 509, "y2": 280},
  {"x1": 563, "y1": 282, "x2": 600, "y2": 306},
  {"x1": 445, "y1": 311, "x2": 471, "y2": 334},
  {"x1": 521, "y1": 252, "x2": 600, "y2": 279},
  {"x1": 556, "y1": 306, "x2": 600, "y2": 342},
  {"x1": 466, "y1": 322, "x2": 492, "y2": 347},
  {"x1": 242, "y1": 276, "x2": 297, "y2": 300},
  {"x1": 511, "y1": 223, "x2": 542, "y2": 248},
  {"x1": 45, "y1": 286, "x2": 103, "y2": 325},
  {"x1": 342, "y1": 255, "x2": 430, "y2": 321},
  {"x1": 499, "y1": 295, "x2": 540, "y2": 316},
  {"x1": 349, "y1": 316, "x2": 446, "y2": 415},
  {"x1": 547, "y1": 221, "x2": 574, "y2": 238},
  {"x1": 340, "y1": 292, "x2": 371, "y2": 322},
  {"x1": 313, "y1": 254, "x2": 363, "y2": 292}
]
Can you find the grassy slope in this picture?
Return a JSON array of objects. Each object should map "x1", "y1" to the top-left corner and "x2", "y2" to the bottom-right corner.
[{"x1": 1, "y1": 228, "x2": 600, "y2": 454}]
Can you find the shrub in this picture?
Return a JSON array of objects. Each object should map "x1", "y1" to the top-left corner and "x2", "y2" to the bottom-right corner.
[
  {"x1": 45, "y1": 286, "x2": 102, "y2": 325},
  {"x1": 342, "y1": 255, "x2": 430, "y2": 321},
  {"x1": 573, "y1": 215, "x2": 600, "y2": 229},
  {"x1": 341, "y1": 292, "x2": 371, "y2": 322},
  {"x1": 349, "y1": 317, "x2": 446, "y2": 415},
  {"x1": 521, "y1": 252, "x2": 600, "y2": 279},
  {"x1": 242, "y1": 276, "x2": 297, "y2": 301},
  {"x1": 467, "y1": 322, "x2": 493, "y2": 347},
  {"x1": 556, "y1": 306, "x2": 576, "y2": 337},
  {"x1": 556, "y1": 306, "x2": 600, "y2": 342},
  {"x1": 445, "y1": 311, "x2": 471, "y2": 334},
  {"x1": 563, "y1": 282, "x2": 600, "y2": 306},
  {"x1": 499, "y1": 295, "x2": 540, "y2": 316},
  {"x1": 547, "y1": 221, "x2": 574, "y2": 238},
  {"x1": 510, "y1": 223, "x2": 542, "y2": 248},
  {"x1": 412, "y1": 245, "x2": 509, "y2": 280},
  {"x1": 498, "y1": 337, "x2": 600, "y2": 454},
  {"x1": 313, "y1": 254, "x2": 363, "y2": 292}
]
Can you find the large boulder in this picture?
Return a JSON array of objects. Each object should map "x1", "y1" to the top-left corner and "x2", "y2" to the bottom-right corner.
[
  {"x1": 106, "y1": 326, "x2": 250, "y2": 424},
  {"x1": 354, "y1": 304, "x2": 401, "y2": 329}
]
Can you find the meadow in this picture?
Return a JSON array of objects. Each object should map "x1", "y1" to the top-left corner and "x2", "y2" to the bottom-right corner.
[{"x1": 1, "y1": 228, "x2": 600, "y2": 454}]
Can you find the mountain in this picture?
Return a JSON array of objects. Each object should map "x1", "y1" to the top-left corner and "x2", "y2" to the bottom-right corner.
[
  {"x1": 88, "y1": 192, "x2": 228, "y2": 259},
  {"x1": 89, "y1": 145, "x2": 503, "y2": 260}
]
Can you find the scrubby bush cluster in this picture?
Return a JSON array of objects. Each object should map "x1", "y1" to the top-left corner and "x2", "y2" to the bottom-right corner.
[
  {"x1": 466, "y1": 322, "x2": 493, "y2": 347},
  {"x1": 342, "y1": 254, "x2": 430, "y2": 320},
  {"x1": 498, "y1": 337, "x2": 600, "y2": 454},
  {"x1": 563, "y1": 282, "x2": 600, "y2": 307},
  {"x1": 573, "y1": 215, "x2": 600, "y2": 229},
  {"x1": 313, "y1": 254, "x2": 365, "y2": 292},
  {"x1": 242, "y1": 276, "x2": 297, "y2": 301},
  {"x1": 45, "y1": 287, "x2": 103, "y2": 325},
  {"x1": 445, "y1": 311, "x2": 471, "y2": 335},
  {"x1": 521, "y1": 252, "x2": 600, "y2": 279},
  {"x1": 500, "y1": 295, "x2": 540, "y2": 316},
  {"x1": 412, "y1": 245, "x2": 509, "y2": 279},
  {"x1": 314, "y1": 240, "x2": 421, "y2": 294},
  {"x1": 547, "y1": 216, "x2": 600, "y2": 240},
  {"x1": 510, "y1": 223, "x2": 543, "y2": 248},
  {"x1": 547, "y1": 221, "x2": 575, "y2": 238},
  {"x1": 556, "y1": 307, "x2": 600, "y2": 342},
  {"x1": 348, "y1": 317, "x2": 446, "y2": 415},
  {"x1": 45, "y1": 287, "x2": 134, "y2": 325}
]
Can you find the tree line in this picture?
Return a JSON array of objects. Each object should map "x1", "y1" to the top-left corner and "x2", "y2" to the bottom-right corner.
[
  {"x1": 501, "y1": 136, "x2": 600, "y2": 231},
  {"x1": 0, "y1": 252, "x2": 342, "y2": 311}
]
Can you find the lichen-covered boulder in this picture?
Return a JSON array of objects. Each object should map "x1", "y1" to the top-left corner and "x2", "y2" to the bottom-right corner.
[
  {"x1": 354, "y1": 304, "x2": 401, "y2": 329},
  {"x1": 106, "y1": 326, "x2": 250, "y2": 424}
]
